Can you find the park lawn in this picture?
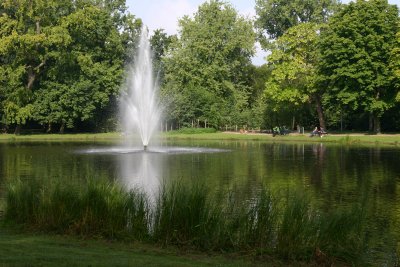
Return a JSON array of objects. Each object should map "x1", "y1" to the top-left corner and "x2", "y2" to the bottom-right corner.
[
  {"x1": 0, "y1": 228, "x2": 290, "y2": 267},
  {"x1": 164, "y1": 131, "x2": 400, "y2": 146},
  {"x1": 0, "y1": 131, "x2": 400, "y2": 146}
]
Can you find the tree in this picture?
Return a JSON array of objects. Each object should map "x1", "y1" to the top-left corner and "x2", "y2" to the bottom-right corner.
[
  {"x1": 255, "y1": 0, "x2": 339, "y2": 45},
  {"x1": 0, "y1": 0, "x2": 71, "y2": 133},
  {"x1": 33, "y1": 4, "x2": 130, "y2": 133},
  {"x1": 150, "y1": 29, "x2": 175, "y2": 83},
  {"x1": 264, "y1": 23, "x2": 326, "y2": 129},
  {"x1": 161, "y1": 0, "x2": 255, "y2": 129},
  {"x1": 390, "y1": 31, "x2": 400, "y2": 102},
  {"x1": 318, "y1": 0, "x2": 399, "y2": 133},
  {"x1": 0, "y1": 0, "x2": 141, "y2": 133}
]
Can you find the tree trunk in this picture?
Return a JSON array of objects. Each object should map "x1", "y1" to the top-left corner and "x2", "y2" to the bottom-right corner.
[
  {"x1": 59, "y1": 122, "x2": 65, "y2": 134},
  {"x1": 36, "y1": 21, "x2": 41, "y2": 34},
  {"x1": 315, "y1": 96, "x2": 326, "y2": 129},
  {"x1": 373, "y1": 115, "x2": 381, "y2": 134},
  {"x1": 291, "y1": 116, "x2": 295, "y2": 131},
  {"x1": 27, "y1": 68, "x2": 36, "y2": 90},
  {"x1": 47, "y1": 122, "x2": 52, "y2": 133},
  {"x1": 369, "y1": 113, "x2": 374, "y2": 132},
  {"x1": 14, "y1": 125, "x2": 21, "y2": 135}
]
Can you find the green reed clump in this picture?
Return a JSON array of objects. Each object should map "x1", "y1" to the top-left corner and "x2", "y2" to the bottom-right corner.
[
  {"x1": 316, "y1": 205, "x2": 366, "y2": 264},
  {"x1": 241, "y1": 189, "x2": 277, "y2": 253},
  {"x1": 3, "y1": 179, "x2": 367, "y2": 264},
  {"x1": 37, "y1": 182, "x2": 81, "y2": 232},
  {"x1": 5, "y1": 179, "x2": 42, "y2": 225},
  {"x1": 4, "y1": 179, "x2": 150, "y2": 240},
  {"x1": 153, "y1": 182, "x2": 221, "y2": 249},
  {"x1": 276, "y1": 194, "x2": 319, "y2": 260}
]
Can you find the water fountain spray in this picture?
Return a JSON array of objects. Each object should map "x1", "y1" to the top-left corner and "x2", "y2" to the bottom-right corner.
[{"x1": 121, "y1": 26, "x2": 161, "y2": 150}]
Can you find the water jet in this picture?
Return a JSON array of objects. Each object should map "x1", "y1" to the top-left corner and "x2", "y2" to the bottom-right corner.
[{"x1": 120, "y1": 26, "x2": 161, "y2": 150}]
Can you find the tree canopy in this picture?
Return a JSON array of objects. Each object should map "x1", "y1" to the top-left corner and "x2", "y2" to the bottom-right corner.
[
  {"x1": 161, "y1": 0, "x2": 255, "y2": 129},
  {"x1": 255, "y1": 0, "x2": 339, "y2": 45},
  {"x1": 0, "y1": 0, "x2": 399, "y2": 134},
  {"x1": 318, "y1": 0, "x2": 399, "y2": 133},
  {"x1": 265, "y1": 23, "x2": 326, "y2": 129},
  {"x1": 0, "y1": 0, "x2": 141, "y2": 133}
]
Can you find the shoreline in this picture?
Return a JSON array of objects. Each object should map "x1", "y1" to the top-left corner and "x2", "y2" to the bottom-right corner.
[{"x1": 0, "y1": 131, "x2": 399, "y2": 147}]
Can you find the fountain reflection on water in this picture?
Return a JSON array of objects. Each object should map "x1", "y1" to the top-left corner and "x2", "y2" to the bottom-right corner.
[
  {"x1": 119, "y1": 152, "x2": 161, "y2": 201},
  {"x1": 117, "y1": 26, "x2": 229, "y2": 195}
]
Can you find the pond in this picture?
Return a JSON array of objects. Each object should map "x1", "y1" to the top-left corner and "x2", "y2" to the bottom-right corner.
[{"x1": 0, "y1": 139, "x2": 399, "y2": 265}]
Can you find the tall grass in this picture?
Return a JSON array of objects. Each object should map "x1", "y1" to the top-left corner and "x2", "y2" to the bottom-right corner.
[
  {"x1": 5, "y1": 179, "x2": 150, "y2": 240},
  {"x1": 3, "y1": 179, "x2": 367, "y2": 264},
  {"x1": 153, "y1": 182, "x2": 221, "y2": 249}
]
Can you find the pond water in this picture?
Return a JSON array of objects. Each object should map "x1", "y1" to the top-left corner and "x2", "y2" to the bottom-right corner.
[{"x1": 0, "y1": 139, "x2": 399, "y2": 264}]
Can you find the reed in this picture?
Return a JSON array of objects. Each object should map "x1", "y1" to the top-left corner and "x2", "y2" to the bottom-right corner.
[
  {"x1": 316, "y1": 205, "x2": 366, "y2": 264},
  {"x1": 243, "y1": 189, "x2": 277, "y2": 251},
  {"x1": 5, "y1": 179, "x2": 150, "y2": 240},
  {"x1": 276, "y1": 193, "x2": 319, "y2": 260},
  {"x1": 3, "y1": 179, "x2": 367, "y2": 264},
  {"x1": 152, "y1": 182, "x2": 221, "y2": 249},
  {"x1": 5, "y1": 179, "x2": 41, "y2": 225}
]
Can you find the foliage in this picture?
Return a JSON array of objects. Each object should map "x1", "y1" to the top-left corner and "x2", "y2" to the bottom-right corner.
[
  {"x1": 318, "y1": 0, "x2": 399, "y2": 133},
  {"x1": 265, "y1": 23, "x2": 326, "y2": 129},
  {"x1": 5, "y1": 179, "x2": 150, "y2": 239},
  {"x1": 0, "y1": 0, "x2": 399, "y2": 133},
  {"x1": 390, "y1": 31, "x2": 400, "y2": 101},
  {"x1": 161, "y1": 0, "x2": 255, "y2": 129},
  {"x1": 149, "y1": 29, "x2": 176, "y2": 82},
  {"x1": 168, "y1": 127, "x2": 217, "y2": 134},
  {"x1": 0, "y1": 0, "x2": 141, "y2": 133},
  {"x1": 255, "y1": 0, "x2": 339, "y2": 45}
]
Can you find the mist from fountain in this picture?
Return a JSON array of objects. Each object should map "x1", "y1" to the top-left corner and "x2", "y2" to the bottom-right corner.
[{"x1": 120, "y1": 26, "x2": 161, "y2": 149}]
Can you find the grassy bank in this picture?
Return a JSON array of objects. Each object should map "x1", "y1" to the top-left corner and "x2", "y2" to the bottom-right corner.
[
  {"x1": 2, "y1": 179, "x2": 365, "y2": 266},
  {"x1": 1, "y1": 130, "x2": 400, "y2": 146},
  {"x1": 0, "y1": 229, "x2": 269, "y2": 267},
  {"x1": 164, "y1": 131, "x2": 400, "y2": 146}
]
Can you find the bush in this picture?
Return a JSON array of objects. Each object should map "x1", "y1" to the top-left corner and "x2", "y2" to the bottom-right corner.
[{"x1": 169, "y1": 127, "x2": 217, "y2": 134}]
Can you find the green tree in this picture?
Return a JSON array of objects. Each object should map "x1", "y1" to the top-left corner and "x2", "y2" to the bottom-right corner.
[
  {"x1": 0, "y1": 0, "x2": 141, "y2": 133},
  {"x1": 318, "y1": 0, "x2": 399, "y2": 133},
  {"x1": 150, "y1": 29, "x2": 175, "y2": 83},
  {"x1": 0, "y1": 0, "x2": 71, "y2": 133},
  {"x1": 390, "y1": 31, "x2": 400, "y2": 102},
  {"x1": 265, "y1": 23, "x2": 326, "y2": 129},
  {"x1": 161, "y1": 0, "x2": 255, "y2": 129},
  {"x1": 33, "y1": 4, "x2": 132, "y2": 133},
  {"x1": 255, "y1": 0, "x2": 339, "y2": 45}
]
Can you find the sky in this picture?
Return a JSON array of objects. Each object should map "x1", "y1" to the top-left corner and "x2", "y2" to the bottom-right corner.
[{"x1": 125, "y1": 0, "x2": 400, "y2": 65}]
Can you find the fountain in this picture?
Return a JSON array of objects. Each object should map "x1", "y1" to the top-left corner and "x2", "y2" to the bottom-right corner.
[
  {"x1": 120, "y1": 26, "x2": 161, "y2": 150},
  {"x1": 77, "y1": 26, "x2": 229, "y2": 198}
]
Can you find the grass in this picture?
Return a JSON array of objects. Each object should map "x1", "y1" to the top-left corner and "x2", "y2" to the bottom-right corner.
[
  {"x1": 0, "y1": 229, "x2": 271, "y2": 267},
  {"x1": 2, "y1": 179, "x2": 366, "y2": 266},
  {"x1": 1, "y1": 130, "x2": 400, "y2": 147},
  {"x1": 0, "y1": 132, "x2": 121, "y2": 142},
  {"x1": 164, "y1": 131, "x2": 400, "y2": 146}
]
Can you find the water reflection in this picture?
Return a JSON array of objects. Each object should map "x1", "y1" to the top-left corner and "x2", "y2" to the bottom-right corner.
[
  {"x1": 310, "y1": 143, "x2": 326, "y2": 188},
  {"x1": 0, "y1": 141, "x2": 399, "y2": 264},
  {"x1": 118, "y1": 152, "x2": 163, "y2": 201}
]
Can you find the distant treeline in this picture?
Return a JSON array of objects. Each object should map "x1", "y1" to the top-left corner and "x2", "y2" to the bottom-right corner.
[{"x1": 1, "y1": 0, "x2": 399, "y2": 134}]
